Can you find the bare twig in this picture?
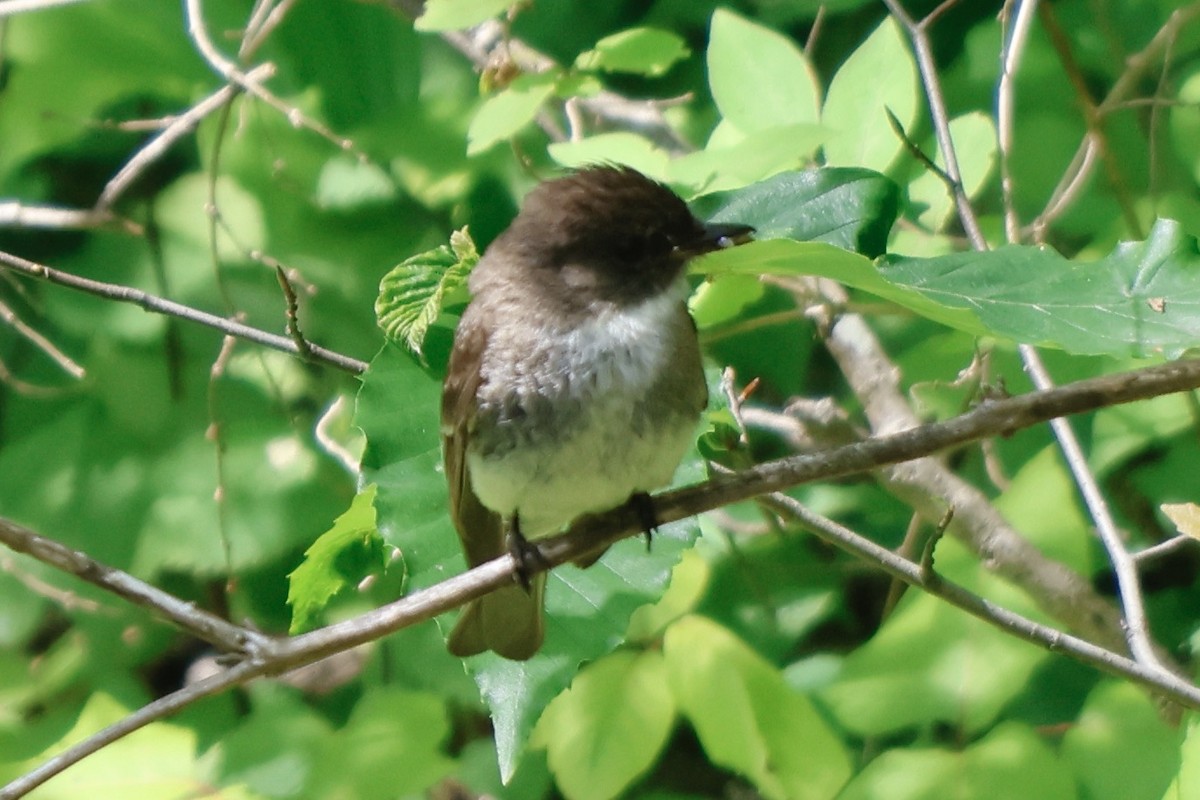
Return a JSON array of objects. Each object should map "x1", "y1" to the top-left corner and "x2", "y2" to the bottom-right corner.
[
  {"x1": 763, "y1": 493, "x2": 1200, "y2": 704},
  {"x1": 1020, "y1": 346, "x2": 1174, "y2": 677},
  {"x1": 882, "y1": 0, "x2": 987, "y2": 250},
  {"x1": 184, "y1": 0, "x2": 356, "y2": 155},
  {"x1": 0, "y1": 249, "x2": 369, "y2": 374},
  {"x1": 0, "y1": 297, "x2": 85, "y2": 379},
  {"x1": 0, "y1": 517, "x2": 269, "y2": 655},
  {"x1": 95, "y1": 63, "x2": 276, "y2": 211},
  {"x1": 997, "y1": 0, "x2": 1040, "y2": 243},
  {"x1": 0, "y1": 0, "x2": 89, "y2": 16},
  {"x1": 1031, "y1": 2, "x2": 1200, "y2": 232},
  {"x1": 0, "y1": 201, "x2": 137, "y2": 234}
]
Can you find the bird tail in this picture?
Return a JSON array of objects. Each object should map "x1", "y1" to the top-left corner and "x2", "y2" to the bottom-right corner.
[{"x1": 446, "y1": 574, "x2": 545, "y2": 660}]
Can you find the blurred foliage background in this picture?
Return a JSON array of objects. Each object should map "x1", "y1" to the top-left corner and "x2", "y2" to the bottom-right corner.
[{"x1": 3, "y1": 0, "x2": 1200, "y2": 798}]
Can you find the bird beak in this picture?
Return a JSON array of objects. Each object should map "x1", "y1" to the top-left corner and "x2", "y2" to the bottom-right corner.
[{"x1": 695, "y1": 221, "x2": 756, "y2": 252}]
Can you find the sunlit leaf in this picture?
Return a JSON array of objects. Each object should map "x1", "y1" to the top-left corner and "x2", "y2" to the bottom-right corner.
[
  {"x1": 375, "y1": 228, "x2": 478, "y2": 359},
  {"x1": 575, "y1": 28, "x2": 690, "y2": 77},
  {"x1": 287, "y1": 485, "x2": 384, "y2": 633}
]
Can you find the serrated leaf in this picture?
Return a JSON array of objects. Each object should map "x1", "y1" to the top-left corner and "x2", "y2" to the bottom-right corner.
[
  {"x1": 532, "y1": 650, "x2": 676, "y2": 800},
  {"x1": 883, "y1": 218, "x2": 1200, "y2": 357},
  {"x1": 575, "y1": 27, "x2": 690, "y2": 77},
  {"x1": 707, "y1": 9, "x2": 820, "y2": 133},
  {"x1": 287, "y1": 485, "x2": 383, "y2": 634},
  {"x1": 375, "y1": 227, "x2": 478, "y2": 358},
  {"x1": 822, "y1": 17, "x2": 920, "y2": 171},
  {"x1": 663, "y1": 616, "x2": 851, "y2": 800},
  {"x1": 414, "y1": 0, "x2": 511, "y2": 31},
  {"x1": 467, "y1": 72, "x2": 559, "y2": 155}
]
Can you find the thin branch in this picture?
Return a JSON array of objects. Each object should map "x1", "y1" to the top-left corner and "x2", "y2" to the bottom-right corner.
[
  {"x1": 275, "y1": 265, "x2": 313, "y2": 362},
  {"x1": 1135, "y1": 535, "x2": 1195, "y2": 564},
  {"x1": 883, "y1": 0, "x2": 987, "y2": 250},
  {"x1": 763, "y1": 492, "x2": 1200, "y2": 704},
  {"x1": 1020, "y1": 345, "x2": 1174, "y2": 677},
  {"x1": 997, "y1": 0, "x2": 1039, "y2": 243},
  {"x1": 0, "y1": 249, "x2": 369, "y2": 374},
  {"x1": 1037, "y1": 1, "x2": 1144, "y2": 238},
  {"x1": 0, "y1": 517, "x2": 269, "y2": 655},
  {"x1": 0, "y1": 201, "x2": 138, "y2": 234},
  {"x1": 1031, "y1": 2, "x2": 1200, "y2": 231},
  {"x1": 95, "y1": 63, "x2": 276, "y2": 211},
  {"x1": 0, "y1": 297, "x2": 85, "y2": 379},
  {"x1": 184, "y1": 0, "x2": 357, "y2": 156},
  {"x1": 0, "y1": 0, "x2": 89, "y2": 16}
]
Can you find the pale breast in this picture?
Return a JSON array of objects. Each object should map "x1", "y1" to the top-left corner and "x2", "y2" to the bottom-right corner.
[{"x1": 466, "y1": 281, "x2": 705, "y2": 536}]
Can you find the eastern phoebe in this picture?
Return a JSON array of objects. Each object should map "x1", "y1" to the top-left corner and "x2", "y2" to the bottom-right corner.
[{"x1": 442, "y1": 165, "x2": 752, "y2": 660}]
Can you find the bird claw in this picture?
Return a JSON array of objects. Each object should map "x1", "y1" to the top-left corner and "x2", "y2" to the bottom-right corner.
[
  {"x1": 507, "y1": 513, "x2": 549, "y2": 592},
  {"x1": 628, "y1": 492, "x2": 659, "y2": 552}
]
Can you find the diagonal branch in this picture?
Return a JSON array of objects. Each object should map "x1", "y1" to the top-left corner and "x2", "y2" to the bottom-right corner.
[
  {"x1": 0, "y1": 249, "x2": 369, "y2": 374},
  {"x1": 0, "y1": 517, "x2": 270, "y2": 655}
]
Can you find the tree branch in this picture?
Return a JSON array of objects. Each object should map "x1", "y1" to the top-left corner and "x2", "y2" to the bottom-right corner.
[
  {"x1": 0, "y1": 249, "x2": 369, "y2": 374},
  {"x1": 0, "y1": 517, "x2": 270, "y2": 656}
]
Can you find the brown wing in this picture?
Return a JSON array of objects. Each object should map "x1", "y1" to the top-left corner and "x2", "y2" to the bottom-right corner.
[
  {"x1": 442, "y1": 312, "x2": 546, "y2": 659},
  {"x1": 441, "y1": 313, "x2": 504, "y2": 567}
]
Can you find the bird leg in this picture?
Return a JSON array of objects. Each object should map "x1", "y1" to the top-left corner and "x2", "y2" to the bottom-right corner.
[
  {"x1": 627, "y1": 491, "x2": 659, "y2": 552},
  {"x1": 507, "y1": 511, "x2": 548, "y2": 591}
]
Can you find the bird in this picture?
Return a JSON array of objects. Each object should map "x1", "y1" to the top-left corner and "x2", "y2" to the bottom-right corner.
[{"x1": 441, "y1": 165, "x2": 752, "y2": 659}]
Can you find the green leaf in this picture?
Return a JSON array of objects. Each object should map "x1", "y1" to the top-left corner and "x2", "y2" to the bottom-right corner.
[
  {"x1": 839, "y1": 722, "x2": 1076, "y2": 800},
  {"x1": 663, "y1": 616, "x2": 852, "y2": 800},
  {"x1": 375, "y1": 227, "x2": 478, "y2": 358},
  {"x1": 287, "y1": 485, "x2": 384, "y2": 634},
  {"x1": 467, "y1": 72, "x2": 559, "y2": 155},
  {"x1": 533, "y1": 650, "x2": 676, "y2": 800},
  {"x1": 1061, "y1": 682, "x2": 1181, "y2": 800},
  {"x1": 822, "y1": 17, "x2": 920, "y2": 171},
  {"x1": 669, "y1": 123, "x2": 828, "y2": 194},
  {"x1": 547, "y1": 132, "x2": 671, "y2": 179},
  {"x1": 995, "y1": 447, "x2": 1092, "y2": 572},
  {"x1": 307, "y1": 688, "x2": 454, "y2": 798},
  {"x1": 575, "y1": 28, "x2": 690, "y2": 77},
  {"x1": 414, "y1": 0, "x2": 512, "y2": 31},
  {"x1": 1163, "y1": 717, "x2": 1200, "y2": 800},
  {"x1": 689, "y1": 274, "x2": 766, "y2": 330},
  {"x1": 315, "y1": 155, "x2": 398, "y2": 211},
  {"x1": 693, "y1": 239, "x2": 982, "y2": 336},
  {"x1": 6, "y1": 693, "x2": 201, "y2": 797},
  {"x1": 354, "y1": 345, "x2": 702, "y2": 783},
  {"x1": 882, "y1": 218, "x2": 1200, "y2": 357},
  {"x1": 706, "y1": 9, "x2": 820, "y2": 133},
  {"x1": 689, "y1": 167, "x2": 901, "y2": 256},
  {"x1": 819, "y1": 555, "x2": 1047, "y2": 736}
]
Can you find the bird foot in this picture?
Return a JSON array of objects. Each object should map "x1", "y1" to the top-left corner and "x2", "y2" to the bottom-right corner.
[
  {"x1": 627, "y1": 492, "x2": 659, "y2": 552},
  {"x1": 507, "y1": 513, "x2": 548, "y2": 592}
]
